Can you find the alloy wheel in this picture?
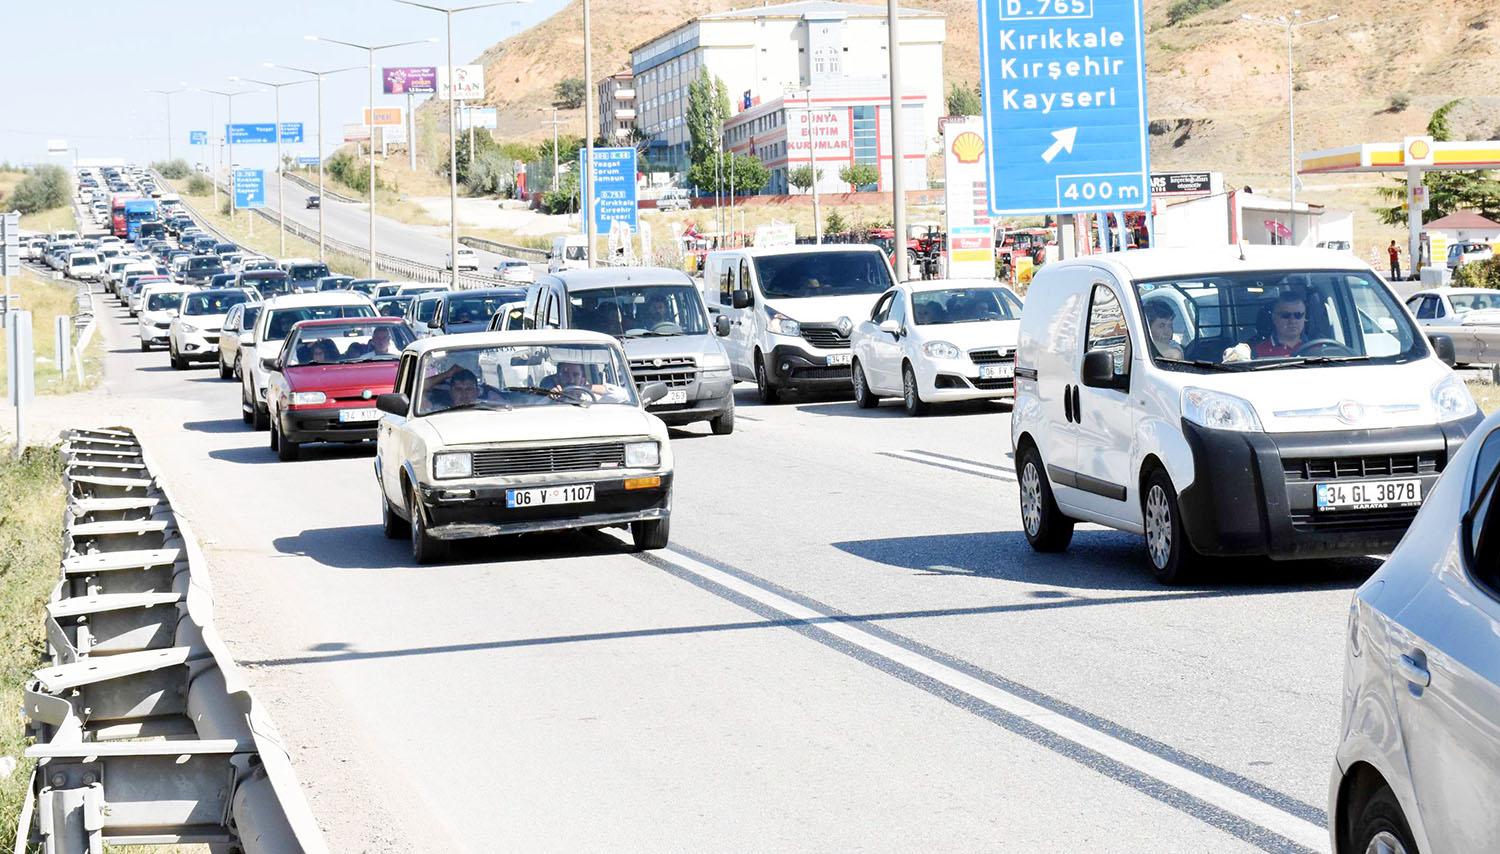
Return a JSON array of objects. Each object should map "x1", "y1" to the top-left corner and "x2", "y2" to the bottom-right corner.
[
  {"x1": 1020, "y1": 461, "x2": 1043, "y2": 537},
  {"x1": 1366, "y1": 832, "x2": 1407, "y2": 854},
  {"x1": 1145, "y1": 484, "x2": 1172, "y2": 569}
]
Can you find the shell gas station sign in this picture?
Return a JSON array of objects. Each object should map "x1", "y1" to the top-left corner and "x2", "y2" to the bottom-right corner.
[{"x1": 943, "y1": 118, "x2": 996, "y2": 279}]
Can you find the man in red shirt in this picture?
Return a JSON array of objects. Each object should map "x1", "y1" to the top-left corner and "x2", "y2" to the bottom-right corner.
[
  {"x1": 1388, "y1": 240, "x2": 1402, "y2": 280},
  {"x1": 1253, "y1": 292, "x2": 1308, "y2": 358}
]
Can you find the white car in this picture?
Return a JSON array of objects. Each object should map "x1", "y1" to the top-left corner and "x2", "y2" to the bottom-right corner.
[
  {"x1": 395, "y1": 282, "x2": 447, "y2": 297},
  {"x1": 495, "y1": 257, "x2": 535, "y2": 284},
  {"x1": 656, "y1": 188, "x2": 691, "y2": 212},
  {"x1": 66, "y1": 252, "x2": 103, "y2": 281},
  {"x1": 444, "y1": 246, "x2": 479, "y2": 272},
  {"x1": 850, "y1": 278, "x2": 1024, "y2": 415},
  {"x1": 170, "y1": 288, "x2": 258, "y2": 370},
  {"x1": 137, "y1": 284, "x2": 196, "y2": 351},
  {"x1": 373, "y1": 330, "x2": 675, "y2": 563},
  {"x1": 405, "y1": 291, "x2": 447, "y2": 338},
  {"x1": 217, "y1": 301, "x2": 263, "y2": 380},
  {"x1": 1405, "y1": 287, "x2": 1500, "y2": 365},
  {"x1": 1011, "y1": 246, "x2": 1483, "y2": 584},
  {"x1": 1330, "y1": 407, "x2": 1500, "y2": 854},
  {"x1": 241, "y1": 292, "x2": 376, "y2": 430},
  {"x1": 486, "y1": 300, "x2": 527, "y2": 332}
]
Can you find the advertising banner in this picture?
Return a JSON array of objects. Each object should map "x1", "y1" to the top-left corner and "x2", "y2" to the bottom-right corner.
[
  {"x1": 786, "y1": 105, "x2": 851, "y2": 161},
  {"x1": 383, "y1": 66, "x2": 437, "y2": 95},
  {"x1": 383, "y1": 124, "x2": 409, "y2": 145},
  {"x1": 942, "y1": 117, "x2": 996, "y2": 278},
  {"x1": 363, "y1": 107, "x2": 404, "y2": 127},
  {"x1": 437, "y1": 64, "x2": 485, "y2": 100},
  {"x1": 343, "y1": 123, "x2": 372, "y2": 143},
  {"x1": 459, "y1": 107, "x2": 499, "y2": 131}
]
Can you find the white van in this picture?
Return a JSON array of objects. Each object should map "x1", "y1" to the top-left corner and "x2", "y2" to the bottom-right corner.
[
  {"x1": 657, "y1": 188, "x2": 692, "y2": 212},
  {"x1": 1011, "y1": 246, "x2": 1484, "y2": 584},
  {"x1": 548, "y1": 234, "x2": 588, "y2": 273},
  {"x1": 703, "y1": 245, "x2": 895, "y2": 403}
]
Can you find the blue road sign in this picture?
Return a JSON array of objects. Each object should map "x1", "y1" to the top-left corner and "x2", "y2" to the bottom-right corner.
[
  {"x1": 226, "y1": 123, "x2": 277, "y2": 144},
  {"x1": 582, "y1": 147, "x2": 638, "y2": 233},
  {"x1": 280, "y1": 122, "x2": 304, "y2": 144},
  {"x1": 189, "y1": 131, "x2": 208, "y2": 145},
  {"x1": 233, "y1": 169, "x2": 265, "y2": 208},
  {"x1": 296, "y1": 155, "x2": 320, "y2": 167},
  {"x1": 978, "y1": 0, "x2": 1151, "y2": 215}
]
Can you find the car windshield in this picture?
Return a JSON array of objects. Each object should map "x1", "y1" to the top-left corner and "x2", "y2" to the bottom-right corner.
[
  {"x1": 146, "y1": 292, "x2": 184, "y2": 312},
  {"x1": 1450, "y1": 293, "x2": 1500, "y2": 313},
  {"x1": 416, "y1": 298, "x2": 441, "y2": 323},
  {"x1": 564, "y1": 245, "x2": 587, "y2": 261},
  {"x1": 417, "y1": 342, "x2": 637, "y2": 415},
  {"x1": 753, "y1": 251, "x2": 894, "y2": 299},
  {"x1": 286, "y1": 323, "x2": 413, "y2": 366},
  {"x1": 188, "y1": 257, "x2": 221, "y2": 271},
  {"x1": 289, "y1": 264, "x2": 330, "y2": 280},
  {"x1": 569, "y1": 284, "x2": 708, "y2": 337},
  {"x1": 443, "y1": 293, "x2": 521, "y2": 330},
  {"x1": 184, "y1": 290, "x2": 250, "y2": 315},
  {"x1": 377, "y1": 297, "x2": 413, "y2": 317},
  {"x1": 265, "y1": 304, "x2": 376, "y2": 341},
  {"x1": 246, "y1": 274, "x2": 291, "y2": 296},
  {"x1": 1135, "y1": 269, "x2": 1424, "y2": 369},
  {"x1": 911, "y1": 287, "x2": 1022, "y2": 325}
]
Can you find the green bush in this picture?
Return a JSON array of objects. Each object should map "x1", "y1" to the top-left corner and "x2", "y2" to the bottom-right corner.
[
  {"x1": 1453, "y1": 257, "x2": 1500, "y2": 289},
  {"x1": 1166, "y1": 0, "x2": 1228, "y2": 25},
  {"x1": 838, "y1": 163, "x2": 880, "y2": 190},
  {"x1": 825, "y1": 210, "x2": 848, "y2": 235},
  {"x1": 7, "y1": 165, "x2": 68, "y2": 214},
  {"x1": 186, "y1": 174, "x2": 212, "y2": 196},
  {"x1": 152, "y1": 159, "x2": 192, "y2": 179},
  {"x1": 326, "y1": 151, "x2": 382, "y2": 194}
]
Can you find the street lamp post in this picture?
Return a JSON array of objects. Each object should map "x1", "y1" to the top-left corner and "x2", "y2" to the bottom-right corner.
[
  {"x1": 145, "y1": 88, "x2": 185, "y2": 162},
  {"x1": 265, "y1": 63, "x2": 363, "y2": 262},
  {"x1": 886, "y1": 0, "x2": 908, "y2": 280},
  {"x1": 194, "y1": 88, "x2": 261, "y2": 224},
  {"x1": 306, "y1": 34, "x2": 437, "y2": 278},
  {"x1": 541, "y1": 110, "x2": 565, "y2": 192},
  {"x1": 1241, "y1": 10, "x2": 1338, "y2": 246},
  {"x1": 390, "y1": 1, "x2": 530, "y2": 288},
  {"x1": 230, "y1": 76, "x2": 313, "y2": 257},
  {"x1": 582, "y1": 0, "x2": 596, "y2": 267}
]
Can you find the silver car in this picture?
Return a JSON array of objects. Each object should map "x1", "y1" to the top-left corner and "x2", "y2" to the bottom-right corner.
[
  {"x1": 1406, "y1": 287, "x2": 1500, "y2": 365},
  {"x1": 1331, "y1": 409, "x2": 1500, "y2": 853}
]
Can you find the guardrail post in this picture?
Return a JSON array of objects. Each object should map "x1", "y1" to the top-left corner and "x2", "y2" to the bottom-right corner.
[{"x1": 55, "y1": 315, "x2": 70, "y2": 382}]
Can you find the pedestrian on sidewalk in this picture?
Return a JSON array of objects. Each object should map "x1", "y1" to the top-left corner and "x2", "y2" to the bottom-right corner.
[{"x1": 1388, "y1": 240, "x2": 1402, "y2": 280}]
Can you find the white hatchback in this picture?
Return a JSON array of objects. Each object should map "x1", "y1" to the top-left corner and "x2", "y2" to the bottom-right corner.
[
  {"x1": 137, "y1": 284, "x2": 197, "y2": 351},
  {"x1": 850, "y1": 278, "x2": 1023, "y2": 415}
]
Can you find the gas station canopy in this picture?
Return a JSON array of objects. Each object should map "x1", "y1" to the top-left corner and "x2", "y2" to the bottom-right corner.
[{"x1": 1300, "y1": 138, "x2": 1500, "y2": 174}]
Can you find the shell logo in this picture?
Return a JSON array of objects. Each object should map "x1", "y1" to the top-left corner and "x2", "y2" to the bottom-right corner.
[
  {"x1": 1408, "y1": 139, "x2": 1431, "y2": 161},
  {"x1": 951, "y1": 131, "x2": 984, "y2": 164}
]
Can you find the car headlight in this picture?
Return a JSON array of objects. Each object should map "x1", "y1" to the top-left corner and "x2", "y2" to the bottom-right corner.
[
  {"x1": 1181, "y1": 387, "x2": 1263, "y2": 432},
  {"x1": 181, "y1": 323, "x2": 199, "y2": 334},
  {"x1": 700, "y1": 352, "x2": 730, "y2": 371},
  {"x1": 624, "y1": 441, "x2": 660, "y2": 468},
  {"x1": 290, "y1": 391, "x2": 326, "y2": 406},
  {"x1": 766, "y1": 307, "x2": 800, "y2": 337},
  {"x1": 1432, "y1": 373, "x2": 1478, "y2": 422},
  {"x1": 433, "y1": 451, "x2": 473, "y2": 479},
  {"x1": 923, "y1": 341, "x2": 961, "y2": 360}
]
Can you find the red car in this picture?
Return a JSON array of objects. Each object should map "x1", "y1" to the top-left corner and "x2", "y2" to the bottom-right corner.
[{"x1": 265, "y1": 317, "x2": 415, "y2": 461}]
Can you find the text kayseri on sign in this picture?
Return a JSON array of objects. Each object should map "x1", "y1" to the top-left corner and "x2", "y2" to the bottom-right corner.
[{"x1": 1000, "y1": 87, "x2": 1118, "y2": 113}]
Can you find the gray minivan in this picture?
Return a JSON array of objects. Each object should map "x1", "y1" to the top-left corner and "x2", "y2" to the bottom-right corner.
[{"x1": 522, "y1": 268, "x2": 736, "y2": 434}]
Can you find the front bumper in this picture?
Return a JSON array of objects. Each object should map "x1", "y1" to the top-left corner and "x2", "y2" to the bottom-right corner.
[
  {"x1": 175, "y1": 331, "x2": 221, "y2": 361},
  {"x1": 141, "y1": 323, "x2": 171, "y2": 345},
  {"x1": 1177, "y1": 414, "x2": 1482, "y2": 560},
  {"x1": 416, "y1": 473, "x2": 673, "y2": 540},
  {"x1": 768, "y1": 344, "x2": 852, "y2": 390},
  {"x1": 280, "y1": 407, "x2": 381, "y2": 443},
  {"x1": 914, "y1": 358, "x2": 1015, "y2": 402},
  {"x1": 642, "y1": 374, "x2": 734, "y2": 425}
]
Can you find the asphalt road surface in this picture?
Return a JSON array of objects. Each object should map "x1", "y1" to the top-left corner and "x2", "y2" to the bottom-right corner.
[{"x1": 56, "y1": 292, "x2": 1371, "y2": 853}]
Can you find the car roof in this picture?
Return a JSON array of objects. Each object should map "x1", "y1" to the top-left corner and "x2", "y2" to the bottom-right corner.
[
  {"x1": 261, "y1": 292, "x2": 373, "y2": 310},
  {"x1": 406, "y1": 328, "x2": 621, "y2": 356},
  {"x1": 706, "y1": 244, "x2": 884, "y2": 259},
  {"x1": 442, "y1": 286, "x2": 525, "y2": 298},
  {"x1": 1414, "y1": 288, "x2": 1495, "y2": 297},
  {"x1": 546, "y1": 267, "x2": 695, "y2": 290},
  {"x1": 141, "y1": 283, "x2": 196, "y2": 293},
  {"x1": 898, "y1": 277, "x2": 1015, "y2": 293},
  {"x1": 292, "y1": 316, "x2": 407, "y2": 329},
  {"x1": 1040, "y1": 245, "x2": 1376, "y2": 283}
]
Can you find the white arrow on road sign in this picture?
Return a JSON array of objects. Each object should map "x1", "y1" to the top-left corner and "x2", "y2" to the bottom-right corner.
[{"x1": 1041, "y1": 128, "x2": 1078, "y2": 164}]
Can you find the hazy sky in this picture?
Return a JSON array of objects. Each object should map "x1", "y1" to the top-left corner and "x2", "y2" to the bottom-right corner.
[{"x1": 1, "y1": 0, "x2": 569, "y2": 168}]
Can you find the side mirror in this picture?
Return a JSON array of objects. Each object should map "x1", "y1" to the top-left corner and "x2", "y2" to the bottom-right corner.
[
  {"x1": 1428, "y1": 333, "x2": 1457, "y2": 367},
  {"x1": 375, "y1": 392, "x2": 410, "y2": 416},
  {"x1": 731, "y1": 289, "x2": 753, "y2": 309},
  {"x1": 260, "y1": 356, "x2": 279, "y2": 372},
  {"x1": 428, "y1": 316, "x2": 442, "y2": 329},
  {"x1": 545, "y1": 251, "x2": 554, "y2": 260},
  {"x1": 1081, "y1": 348, "x2": 1124, "y2": 389},
  {"x1": 714, "y1": 314, "x2": 731, "y2": 337},
  {"x1": 640, "y1": 382, "x2": 669, "y2": 405},
  {"x1": 878, "y1": 319, "x2": 901, "y2": 336}
]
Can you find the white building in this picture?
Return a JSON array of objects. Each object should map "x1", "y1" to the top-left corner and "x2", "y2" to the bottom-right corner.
[
  {"x1": 597, "y1": 69, "x2": 636, "y2": 143},
  {"x1": 628, "y1": 0, "x2": 945, "y2": 176}
]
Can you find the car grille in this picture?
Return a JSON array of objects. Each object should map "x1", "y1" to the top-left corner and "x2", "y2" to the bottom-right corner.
[
  {"x1": 471, "y1": 442, "x2": 626, "y2": 477},
  {"x1": 969, "y1": 347, "x2": 1016, "y2": 365},
  {"x1": 801, "y1": 325, "x2": 849, "y2": 349},
  {"x1": 1290, "y1": 507, "x2": 1420, "y2": 532},
  {"x1": 1282, "y1": 452, "x2": 1443, "y2": 482},
  {"x1": 630, "y1": 356, "x2": 697, "y2": 389},
  {"x1": 971, "y1": 377, "x2": 1016, "y2": 390}
]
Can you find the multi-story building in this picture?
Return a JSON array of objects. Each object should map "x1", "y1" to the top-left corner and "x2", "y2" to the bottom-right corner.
[
  {"x1": 596, "y1": 69, "x2": 636, "y2": 143},
  {"x1": 628, "y1": 0, "x2": 945, "y2": 178}
]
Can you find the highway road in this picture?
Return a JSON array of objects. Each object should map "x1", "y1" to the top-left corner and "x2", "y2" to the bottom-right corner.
[{"x1": 34, "y1": 289, "x2": 1371, "y2": 853}]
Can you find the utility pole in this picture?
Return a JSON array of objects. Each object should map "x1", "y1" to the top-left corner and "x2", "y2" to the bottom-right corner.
[
  {"x1": 541, "y1": 109, "x2": 565, "y2": 192},
  {"x1": 886, "y1": 0, "x2": 907, "y2": 279},
  {"x1": 582, "y1": 0, "x2": 596, "y2": 267},
  {"x1": 146, "y1": 88, "x2": 185, "y2": 162},
  {"x1": 805, "y1": 86, "x2": 822, "y2": 244},
  {"x1": 266, "y1": 63, "x2": 363, "y2": 262}
]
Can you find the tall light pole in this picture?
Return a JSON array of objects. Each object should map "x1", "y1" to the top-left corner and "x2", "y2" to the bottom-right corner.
[
  {"x1": 392, "y1": 2, "x2": 528, "y2": 287},
  {"x1": 542, "y1": 110, "x2": 565, "y2": 192},
  {"x1": 801, "y1": 86, "x2": 823, "y2": 244},
  {"x1": 195, "y1": 88, "x2": 261, "y2": 223},
  {"x1": 886, "y1": 0, "x2": 908, "y2": 280},
  {"x1": 582, "y1": 0, "x2": 596, "y2": 267},
  {"x1": 1241, "y1": 10, "x2": 1338, "y2": 246},
  {"x1": 145, "y1": 87, "x2": 185, "y2": 162},
  {"x1": 231, "y1": 76, "x2": 313, "y2": 257},
  {"x1": 306, "y1": 34, "x2": 437, "y2": 277},
  {"x1": 265, "y1": 63, "x2": 362, "y2": 262}
]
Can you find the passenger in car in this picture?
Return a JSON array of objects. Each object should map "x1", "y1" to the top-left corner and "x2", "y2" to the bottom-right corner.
[
  {"x1": 1144, "y1": 299, "x2": 1184, "y2": 360},
  {"x1": 309, "y1": 339, "x2": 340, "y2": 364}
]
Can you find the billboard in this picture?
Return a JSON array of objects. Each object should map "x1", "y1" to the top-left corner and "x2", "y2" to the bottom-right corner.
[
  {"x1": 942, "y1": 117, "x2": 995, "y2": 278},
  {"x1": 343, "y1": 123, "x2": 372, "y2": 143},
  {"x1": 363, "y1": 107, "x2": 404, "y2": 127},
  {"x1": 383, "y1": 124, "x2": 409, "y2": 145},
  {"x1": 786, "y1": 106, "x2": 851, "y2": 161},
  {"x1": 383, "y1": 66, "x2": 437, "y2": 95},
  {"x1": 437, "y1": 64, "x2": 485, "y2": 100},
  {"x1": 459, "y1": 107, "x2": 498, "y2": 131}
]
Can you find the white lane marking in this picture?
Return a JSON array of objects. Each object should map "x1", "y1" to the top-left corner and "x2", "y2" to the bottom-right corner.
[
  {"x1": 656, "y1": 548, "x2": 1330, "y2": 853},
  {"x1": 883, "y1": 450, "x2": 1017, "y2": 482}
]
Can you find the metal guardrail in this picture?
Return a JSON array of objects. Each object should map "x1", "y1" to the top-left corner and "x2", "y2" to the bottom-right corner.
[
  {"x1": 13, "y1": 428, "x2": 327, "y2": 854},
  {"x1": 281, "y1": 171, "x2": 360, "y2": 205},
  {"x1": 459, "y1": 234, "x2": 548, "y2": 263}
]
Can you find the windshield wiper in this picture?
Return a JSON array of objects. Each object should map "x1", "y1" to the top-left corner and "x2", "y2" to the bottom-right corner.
[
  {"x1": 1156, "y1": 357, "x2": 1245, "y2": 372},
  {"x1": 432, "y1": 400, "x2": 512, "y2": 413},
  {"x1": 505, "y1": 385, "x2": 588, "y2": 407},
  {"x1": 623, "y1": 329, "x2": 678, "y2": 337},
  {"x1": 1245, "y1": 354, "x2": 1372, "y2": 370}
]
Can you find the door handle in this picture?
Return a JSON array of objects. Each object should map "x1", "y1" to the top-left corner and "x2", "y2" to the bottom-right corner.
[
  {"x1": 1072, "y1": 385, "x2": 1081, "y2": 422},
  {"x1": 1063, "y1": 384, "x2": 1074, "y2": 423},
  {"x1": 1399, "y1": 653, "x2": 1431, "y2": 688}
]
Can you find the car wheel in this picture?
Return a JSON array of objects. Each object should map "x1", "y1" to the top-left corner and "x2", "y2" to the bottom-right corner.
[
  {"x1": 252, "y1": 403, "x2": 269, "y2": 432},
  {"x1": 1018, "y1": 444, "x2": 1074, "y2": 552},
  {"x1": 139, "y1": 339, "x2": 149, "y2": 352},
  {"x1": 170, "y1": 347, "x2": 185, "y2": 370},
  {"x1": 1143, "y1": 467, "x2": 1200, "y2": 585},
  {"x1": 232, "y1": 354, "x2": 242, "y2": 380},
  {"x1": 901, "y1": 364, "x2": 929, "y2": 416},
  {"x1": 1351, "y1": 786, "x2": 1417, "y2": 854},
  {"x1": 632, "y1": 516, "x2": 670, "y2": 551},
  {"x1": 240, "y1": 388, "x2": 253, "y2": 424},
  {"x1": 852, "y1": 359, "x2": 880, "y2": 409},
  {"x1": 382, "y1": 489, "x2": 410, "y2": 539},
  {"x1": 709, "y1": 406, "x2": 735, "y2": 435},
  {"x1": 754, "y1": 351, "x2": 781, "y2": 405},
  {"x1": 274, "y1": 421, "x2": 301, "y2": 461},
  {"x1": 218, "y1": 353, "x2": 233, "y2": 380},
  {"x1": 409, "y1": 485, "x2": 450, "y2": 564}
]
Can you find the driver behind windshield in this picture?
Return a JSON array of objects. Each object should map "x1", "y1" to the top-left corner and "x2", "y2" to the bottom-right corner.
[
  {"x1": 541, "y1": 360, "x2": 632, "y2": 403},
  {"x1": 639, "y1": 294, "x2": 673, "y2": 327},
  {"x1": 1224, "y1": 290, "x2": 1308, "y2": 361}
]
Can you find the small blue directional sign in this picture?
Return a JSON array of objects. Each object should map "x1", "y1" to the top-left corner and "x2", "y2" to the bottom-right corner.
[
  {"x1": 296, "y1": 155, "x2": 320, "y2": 167},
  {"x1": 978, "y1": 0, "x2": 1152, "y2": 215},
  {"x1": 233, "y1": 169, "x2": 265, "y2": 208},
  {"x1": 280, "y1": 122, "x2": 304, "y2": 144},
  {"x1": 581, "y1": 147, "x2": 638, "y2": 233},
  {"x1": 189, "y1": 131, "x2": 208, "y2": 145}
]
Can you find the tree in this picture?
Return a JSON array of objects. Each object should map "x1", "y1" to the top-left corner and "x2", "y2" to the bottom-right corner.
[
  {"x1": 946, "y1": 82, "x2": 982, "y2": 117},
  {"x1": 1375, "y1": 100, "x2": 1500, "y2": 225},
  {"x1": 788, "y1": 164, "x2": 822, "y2": 193},
  {"x1": 825, "y1": 209, "x2": 848, "y2": 234},
  {"x1": 7, "y1": 165, "x2": 69, "y2": 213},
  {"x1": 466, "y1": 149, "x2": 514, "y2": 196},
  {"x1": 554, "y1": 78, "x2": 586, "y2": 110},
  {"x1": 686, "y1": 68, "x2": 731, "y2": 178},
  {"x1": 838, "y1": 163, "x2": 880, "y2": 190},
  {"x1": 688, "y1": 152, "x2": 770, "y2": 195}
]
